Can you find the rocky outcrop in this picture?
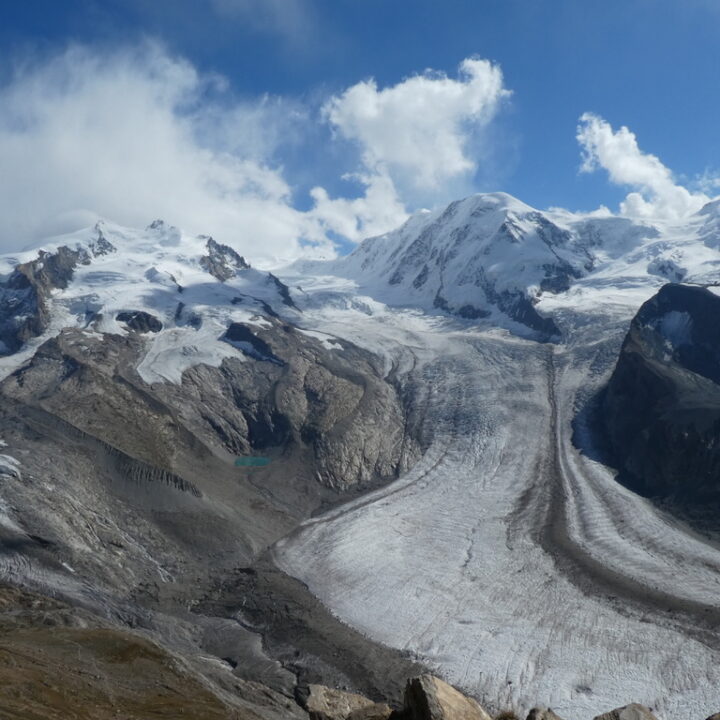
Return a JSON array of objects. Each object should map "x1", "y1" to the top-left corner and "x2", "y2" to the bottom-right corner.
[
  {"x1": 200, "y1": 236, "x2": 250, "y2": 281},
  {"x1": 593, "y1": 704, "x2": 658, "y2": 720},
  {"x1": 116, "y1": 310, "x2": 163, "y2": 333},
  {"x1": 404, "y1": 675, "x2": 492, "y2": 720},
  {"x1": 601, "y1": 283, "x2": 720, "y2": 509},
  {"x1": 298, "y1": 684, "x2": 380, "y2": 720},
  {"x1": 526, "y1": 708, "x2": 565, "y2": 720},
  {"x1": 348, "y1": 703, "x2": 394, "y2": 720},
  {"x1": 0, "y1": 245, "x2": 88, "y2": 354}
]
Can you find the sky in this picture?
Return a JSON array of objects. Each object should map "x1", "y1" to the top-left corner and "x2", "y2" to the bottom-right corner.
[{"x1": 0, "y1": 0, "x2": 719, "y2": 265}]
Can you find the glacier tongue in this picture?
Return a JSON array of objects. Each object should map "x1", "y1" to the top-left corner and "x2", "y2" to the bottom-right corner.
[{"x1": 273, "y1": 286, "x2": 720, "y2": 720}]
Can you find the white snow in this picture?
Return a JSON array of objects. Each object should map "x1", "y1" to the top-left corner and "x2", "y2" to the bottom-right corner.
[
  {"x1": 0, "y1": 219, "x2": 299, "y2": 383},
  {"x1": 0, "y1": 453, "x2": 21, "y2": 479}
]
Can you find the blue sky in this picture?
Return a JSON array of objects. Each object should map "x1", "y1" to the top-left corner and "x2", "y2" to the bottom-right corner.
[{"x1": 0, "y1": 0, "x2": 718, "y2": 262}]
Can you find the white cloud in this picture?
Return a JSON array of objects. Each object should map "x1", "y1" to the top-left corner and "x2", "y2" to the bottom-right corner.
[
  {"x1": 322, "y1": 58, "x2": 511, "y2": 197},
  {"x1": 0, "y1": 42, "x2": 332, "y2": 264},
  {"x1": 309, "y1": 172, "x2": 408, "y2": 243},
  {"x1": 0, "y1": 45, "x2": 513, "y2": 262},
  {"x1": 577, "y1": 112, "x2": 709, "y2": 219}
]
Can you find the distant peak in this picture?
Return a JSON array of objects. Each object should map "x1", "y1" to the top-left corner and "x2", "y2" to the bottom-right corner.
[{"x1": 697, "y1": 198, "x2": 720, "y2": 217}]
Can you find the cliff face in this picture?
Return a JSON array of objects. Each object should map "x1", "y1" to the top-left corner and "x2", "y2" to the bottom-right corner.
[{"x1": 602, "y1": 283, "x2": 720, "y2": 507}]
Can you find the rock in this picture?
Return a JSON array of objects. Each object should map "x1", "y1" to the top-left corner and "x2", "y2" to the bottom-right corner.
[
  {"x1": 704, "y1": 715, "x2": 720, "y2": 720},
  {"x1": 0, "y1": 245, "x2": 88, "y2": 354},
  {"x1": 299, "y1": 683, "x2": 376, "y2": 720},
  {"x1": 200, "y1": 236, "x2": 249, "y2": 282},
  {"x1": 593, "y1": 703, "x2": 658, "y2": 720},
  {"x1": 347, "y1": 703, "x2": 394, "y2": 720},
  {"x1": 116, "y1": 310, "x2": 163, "y2": 333},
  {"x1": 601, "y1": 283, "x2": 720, "y2": 511},
  {"x1": 404, "y1": 674, "x2": 492, "y2": 720},
  {"x1": 526, "y1": 708, "x2": 565, "y2": 720}
]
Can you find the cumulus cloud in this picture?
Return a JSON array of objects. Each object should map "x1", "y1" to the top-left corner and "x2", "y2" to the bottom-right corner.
[
  {"x1": 0, "y1": 42, "x2": 334, "y2": 264},
  {"x1": 577, "y1": 112, "x2": 709, "y2": 219},
  {"x1": 322, "y1": 58, "x2": 510, "y2": 199}
]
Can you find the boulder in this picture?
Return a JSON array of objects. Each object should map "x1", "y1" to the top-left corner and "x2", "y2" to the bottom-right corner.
[
  {"x1": 526, "y1": 708, "x2": 565, "y2": 720},
  {"x1": 404, "y1": 674, "x2": 492, "y2": 720},
  {"x1": 347, "y1": 703, "x2": 394, "y2": 720},
  {"x1": 300, "y1": 683, "x2": 376, "y2": 720},
  {"x1": 593, "y1": 704, "x2": 658, "y2": 720}
]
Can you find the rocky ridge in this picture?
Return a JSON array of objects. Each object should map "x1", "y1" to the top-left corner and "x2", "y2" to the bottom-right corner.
[{"x1": 600, "y1": 282, "x2": 720, "y2": 512}]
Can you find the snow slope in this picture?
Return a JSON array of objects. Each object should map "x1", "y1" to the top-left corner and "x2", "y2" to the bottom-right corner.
[
  {"x1": 0, "y1": 220, "x2": 298, "y2": 383},
  {"x1": 292, "y1": 192, "x2": 720, "y2": 339}
]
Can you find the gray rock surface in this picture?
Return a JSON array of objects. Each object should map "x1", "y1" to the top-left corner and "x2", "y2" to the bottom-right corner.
[
  {"x1": 526, "y1": 708, "x2": 565, "y2": 720},
  {"x1": 299, "y1": 683, "x2": 377, "y2": 720},
  {"x1": 602, "y1": 283, "x2": 720, "y2": 511},
  {"x1": 404, "y1": 675, "x2": 493, "y2": 720},
  {"x1": 592, "y1": 704, "x2": 658, "y2": 720}
]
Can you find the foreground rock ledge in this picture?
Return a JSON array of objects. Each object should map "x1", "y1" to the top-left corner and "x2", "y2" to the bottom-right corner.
[
  {"x1": 593, "y1": 704, "x2": 658, "y2": 720},
  {"x1": 404, "y1": 675, "x2": 492, "y2": 720}
]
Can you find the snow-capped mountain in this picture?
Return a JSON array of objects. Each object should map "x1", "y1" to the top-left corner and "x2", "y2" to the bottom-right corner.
[
  {"x1": 0, "y1": 219, "x2": 298, "y2": 383},
  {"x1": 2, "y1": 194, "x2": 720, "y2": 719},
  {"x1": 304, "y1": 191, "x2": 720, "y2": 339}
]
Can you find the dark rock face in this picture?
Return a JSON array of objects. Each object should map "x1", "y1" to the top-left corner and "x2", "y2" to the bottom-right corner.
[
  {"x1": 593, "y1": 704, "x2": 658, "y2": 720},
  {"x1": 602, "y1": 283, "x2": 720, "y2": 507},
  {"x1": 0, "y1": 245, "x2": 87, "y2": 354},
  {"x1": 526, "y1": 709, "x2": 564, "y2": 720},
  {"x1": 116, "y1": 310, "x2": 163, "y2": 333},
  {"x1": 200, "y1": 236, "x2": 250, "y2": 281},
  {"x1": 222, "y1": 322, "x2": 284, "y2": 365}
]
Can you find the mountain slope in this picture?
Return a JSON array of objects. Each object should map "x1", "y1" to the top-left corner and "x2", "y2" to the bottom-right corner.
[
  {"x1": 299, "y1": 191, "x2": 720, "y2": 341},
  {"x1": 0, "y1": 220, "x2": 422, "y2": 715},
  {"x1": 601, "y1": 283, "x2": 720, "y2": 510}
]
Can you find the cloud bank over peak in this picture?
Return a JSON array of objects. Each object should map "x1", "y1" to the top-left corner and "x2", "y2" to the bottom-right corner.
[
  {"x1": 0, "y1": 44, "x2": 514, "y2": 263},
  {"x1": 310, "y1": 58, "x2": 511, "y2": 242},
  {"x1": 0, "y1": 42, "x2": 330, "y2": 264},
  {"x1": 577, "y1": 112, "x2": 710, "y2": 220}
]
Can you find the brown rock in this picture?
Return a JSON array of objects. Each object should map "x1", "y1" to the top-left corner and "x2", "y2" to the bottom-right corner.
[
  {"x1": 302, "y1": 683, "x2": 376, "y2": 720},
  {"x1": 704, "y1": 715, "x2": 720, "y2": 720},
  {"x1": 526, "y1": 708, "x2": 565, "y2": 720},
  {"x1": 347, "y1": 702, "x2": 394, "y2": 720},
  {"x1": 593, "y1": 704, "x2": 658, "y2": 720},
  {"x1": 404, "y1": 674, "x2": 492, "y2": 720}
]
